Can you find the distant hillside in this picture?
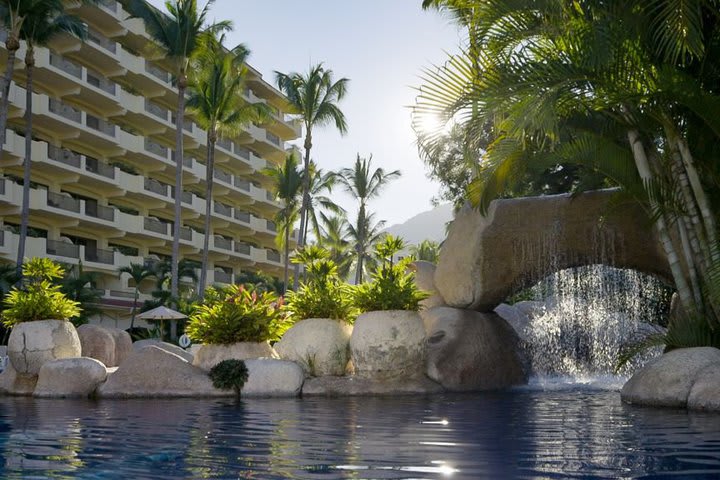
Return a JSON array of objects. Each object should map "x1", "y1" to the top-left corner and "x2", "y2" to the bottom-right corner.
[{"x1": 383, "y1": 203, "x2": 454, "y2": 246}]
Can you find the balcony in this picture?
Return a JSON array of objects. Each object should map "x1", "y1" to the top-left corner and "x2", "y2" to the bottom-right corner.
[
  {"x1": 49, "y1": 53, "x2": 81, "y2": 79},
  {"x1": 47, "y1": 145, "x2": 81, "y2": 168},
  {"x1": 213, "y1": 168, "x2": 232, "y2": 184},
  {"x1": 234, "y1": 242, "x2": 251, "y2": 256},
  {"x1": 85, "y1": 247, "x2": 114, "y2": 265},
  {"x1": 85, "y1": 202, "x2": 115, "y2": 222},
  {"x1": 145, "y1": 60, "x2": 170, "y2": 84},
  {"x1": 144, "y1": 217, "x2": 168, "y2": 235},
  {"x1": 266, "y1": 220, "x2": 277, "y2": 232},
  {"x1": 266, "y1": 131, "x2": 281, "y2": 146},
  {"x1": 180, "y1": 226, "x2": 193, "y2": 241},
  {"x1": 85, "y1": 157, "x2": 115, "y2": 180},
  {"x1": 267, "y1": 250, "x2": 281, "y2": 263},
  {"x1": 214, "y1": 269, "x2": 233, "y2": 284},
  {"x1": 46, "y1": 239, "x2": 80, "y2": 259},
  {"x1": 47, "y1": 191, "x2": 81, "y2": 213},
  {"x1": 145, "y1": 99, "x2": 169, "y2": 121},
  {"x1": 213, "y1": 201, "x2": 232, "y2": 218},
  {"x1": 144, "y1": 178, "x2": 168, "y2": 196},
  {"x1": 234, "y1": 178, "x2": 251, "y2": 192},
  {"x1": 213, "y1": 235, "x2": 232, "y2": 250},
  {"x1": 86, "y1": 114, "x2": 116, "y2": 137},
  {"x1": 49, "y1": 98, "x2": 82, "y2": 123},
  {"x1": 234, "y1": 210, "x2": 251, "y2": 224},
  {"x1": 144, "y1": 138, "x2": 169, "y2": 159}
]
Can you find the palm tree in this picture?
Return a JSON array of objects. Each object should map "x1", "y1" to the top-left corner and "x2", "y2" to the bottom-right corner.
[
  {"x1": 346, "y1": 210, "x2": 386, "y2": 283},
  {"x1": 264, "y1": 152, "x2": 303, "y2": 292},
  {"x1": 337, "y1": 154, "x2": 400, "y2": 284},
  {"x1": 318, "y1": 212, "x2": 353, "y2": 280},
  {"x1": 187, "y1": 33, "x2": 269, "y2": 298},
  {"x1": 60, "y1": 262, "x2": 102, "y2": 327},
  {"x1": 410, "y1": 240, "x2": 441, "y2": 264},
  {"x1": 303, "y1": 161, "x2": 343, "y2": 242},
  {"x1": 14, "y1": 3, "x2": 86, "y2": 276},
  {"x1": 127, "y1": 0, "x2": 231, "y2": 302},
  {"x1": 275, "y1": 63, "x2": 349, "y2": 289},
  {"x1": 118, "y1": 262, "x2": 155, "y2": 330}
]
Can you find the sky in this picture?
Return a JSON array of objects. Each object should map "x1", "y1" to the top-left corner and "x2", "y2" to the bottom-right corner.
[{"x1": 148, "y1": 0, "x2": 462, "y2": 227}]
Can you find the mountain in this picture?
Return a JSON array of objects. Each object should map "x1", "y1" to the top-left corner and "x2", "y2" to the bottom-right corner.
[{"x1": 383, "y1": 203, "x2": 454, "y2": 246}]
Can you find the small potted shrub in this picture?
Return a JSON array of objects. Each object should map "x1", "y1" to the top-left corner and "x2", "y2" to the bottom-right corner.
[
  {"x1": 275, "y1": 246, "x2": 356, "y2": 376},
  {"x1": 2, "y1": 258, "x2": 82, "y2": 375},
  {"x1": 349, "y1": 236, "x2": 429, "y2": 380},
  {"x1": 186, "y1": 284, "x2": 290, "y2": 371},
  {"x1": 209, "y1": 359, "x2": 249, "y2": 397}
]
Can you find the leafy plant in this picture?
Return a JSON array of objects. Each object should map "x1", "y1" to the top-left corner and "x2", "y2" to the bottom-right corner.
[
  {"x1": 208, "y1": 359, "x2": 249, "y2": 397},
  {"x1": 284, "y1": 246, "x2": 357, "y2": 322},
  {"x1": 2, "y1": 258, "x2": 81, "y2": 326},
  {"x1": 354, "y1": 259, "x2": 428, "y2": 312},
  {"x1": 186, "y1": 285, "x2": 288, "y2": 344}
]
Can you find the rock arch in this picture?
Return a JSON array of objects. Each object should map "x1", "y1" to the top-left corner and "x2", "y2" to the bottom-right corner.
[{"x1": 434, "y1": 189, "x2": 671, "y2": 312}]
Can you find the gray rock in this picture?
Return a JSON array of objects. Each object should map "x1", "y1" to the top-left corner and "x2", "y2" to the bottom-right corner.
[
  {"x1": 243, "y1": 359, "x2": 304, "y2": 397},
  {"x1": 302, "y1": 375, "x2": 444, "y2": 396},
  {"x1": 687, "y1": 364, "x2": 720, "y2": 411},
  {"x1": 275, "y1": 319, "x2": 352, "y2": 376},
  {"x1": 424, "y1": 307, "x2": 527, "y2": 391},
  {"x1": 409, "y1": 261, "x2": 445, "y2": 310},
  {"x1": 350, "y1": 310, "x2": 426, "y2": 380},
  {"x1": 192, "y1": 342, "x2": 278, "y2": 371},
  {"x1": 77, "y1": 324, "x2": 116, "y2": 367},
  {"x1": 98, "y1": 346, "x2": 231, "y2": 398},
  {"x1": 8, "y1": 320, "x2": 81, "y2": 375},
  {"x1": 621, "y1": 347, "x2": 720, "y2": 408},
  {"x1": 34, "y1": 357, "x2": 107, "y2": 398},
  {"x1": 494, "y1": 303, "x2": 531, "y2": 341},
  {"x1": 106, "y1": 327, "x2": 133, "y2": 365},
  {"x1": 434, "y1": 190, "x2": 670, "y2": 311},
  {"x1": 0, "y1": 362, "x2": 37, "y2": 396},
  {"x1": 133, "y1": 339, "x2": 193, "y2": 363}
]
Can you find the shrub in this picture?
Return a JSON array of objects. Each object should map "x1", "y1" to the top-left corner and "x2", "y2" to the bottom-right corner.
[
  {"x1": 1, "y1": 258, "x2": 81, "y2": 327},
  {"x1": 186, "y1": 285, "x2": 288, "y2": 344},
  {"x1": 354, "y1": 259, "x2": 429, "y2": 313},
  {"x1": 209, "y1": 359, "x2": 249, "y2": 397},
  {"x1": 285, "y1": 248, "x2": 357, "y2": 322}
]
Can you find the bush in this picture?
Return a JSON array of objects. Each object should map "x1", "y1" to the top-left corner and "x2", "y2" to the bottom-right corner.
[
  {"x1": 186, "y1": 285, "x2": 288, "y2": 344},
  {"x1": 2, "y1": 258, "x2": 81, "y2": 327},
  {"x1": 354, "y1": 259, "x2": 428, "y2": 313},
  {"x1": 209, "y1": 359, "x2": 249, "y2": 396}
]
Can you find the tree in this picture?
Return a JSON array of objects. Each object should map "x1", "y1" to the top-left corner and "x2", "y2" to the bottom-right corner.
[
  {"x1": 275, "y1": 64, "x2": 349, "y2": 289},
  {"x1": 128, "y1": 0, "x2": 231, "y2": 302},
  {"x1": 118, "y1": 262, "x2": 155, "y2": 330},
  {"x1": 410, "y1": 239, "x2": 441, "y2": 264},
  {"x1": 337, "y1": 154, "x2": 400, "y2": 284},
  {"x1": 59, "y1": 262, "x2": 102, "y2": 326},
  {"x1": 14, "y1": 2, "x2": 86, "y2": 277},
  {"x1": 304, "y1": 161, "x2": 343, "y2": 242},
  {"x1": 264, "y1": 152, "x2": 303, "y2": 293},
  {"x1": 345, "y1": 211, "x2": 386, "y2": 284},
  {"x1": 318, "y1": 213, "x2": 353, "y2": 280},
  {"x1": 415, "y1": 0, "x2": 720, "y2": 346},
  {"x1": 187, "y1": 33, "x2": 269, "y2": 298}
]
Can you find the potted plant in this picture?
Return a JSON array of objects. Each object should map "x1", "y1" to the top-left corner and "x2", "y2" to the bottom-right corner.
[
  {"x1": 349, "y1": 236, "x2": 429, "y2": 380},
  {"x1": 275, "y1": 246, "x2": 356, "y2": 376},
  {"x1": 186, "y1": 284, "x2": 289, "y2": 371},
  {"x1": 2, "y1": 258, "x2": 82, "y2": 376}
]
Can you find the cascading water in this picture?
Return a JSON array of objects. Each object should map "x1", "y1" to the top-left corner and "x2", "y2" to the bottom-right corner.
[{"x1": 506, "y1": 225, "x2": 671, "y2": 388}]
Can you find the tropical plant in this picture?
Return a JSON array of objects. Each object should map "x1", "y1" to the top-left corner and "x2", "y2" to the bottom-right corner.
[
  {"x1": 14, "y1": 2, "x2": 87, "y2": 276},
  {"x1": 284, "y1": 246, "x2": 356, "y2": 322},
  {"x1": 375, "y1": 235, "x2": 406, "y2": 267},
  {"x1": 337, "y1": 154, "x2": 400, "y2": 283},
  {"x1": 1, "y1": 258, "x2": 80, "y2": 326},
  {"x1": 127, "y1": 0, "x2": 231, "y2": 301},
  {"x1": 234, "y1": 270, "x2": 283, "y2": 294},
  {"x1": 346, "y1": 211, "x2": 386, "y2": 283},
  {"x1": 264, "y1": 152, "x2": 302, "y2": 292},
  {"x1": 353, "y1": 258, "x2": 427, "y2": 314},
  {"x1": 415, "y1": 0, "x2": 720, "y2": 350},
  {"x1": 304, "y1": 161, "x2": 343, "y2": 242},
  {"x1": 410, "y1": 240, "x2": 441, "y2": 264},
  {"x1": 208, "y1": 358, "x2": 249, "y2": 397},
  {"x1": 188, "y1": 32, "x2": 269, "y2": 297},
  {"x1": 318, "y1": 213, "x2": 354, "y2": 279},
  {"x1": 186, "y1": 284, "x2": 288, "y2": 344},
  {"x1": 275, "y1": 63, "x2": 349, "y2": 289},
  {"x1": 59, "y1": 262, "x2": 101, "y2": 326},
  {"x1": 118, "y1": 262, "x2": 155, "y2": 329}
]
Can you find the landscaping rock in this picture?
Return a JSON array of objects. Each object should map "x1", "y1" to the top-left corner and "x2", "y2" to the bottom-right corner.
[
  {"x1": 8, "y1": 320, "x2": 81, "y2": 375},
  {"x1": 98, "y1": 346, "x2": 231, "y2": 398},
  {"x1": 350, "y1": 310, "x2": 426, "y2": 380},
  {"x1": 275, "y1": 318, "x2": 352, "y2": 376},
  {"x1": 34, "y1": 357, "x2": 107, "y2": 398},
  {"x1": 0, "y1": 362, "x2": 37, "y2": 396},
  {"x1": 687, "y1": 364, "x2": 720, "y2": 411},
  {"x1": 107, "y1": 327, "x2": 133, "y2": 366},
  {"x1": 494, "y1": 303, "x2": 532, "y2": 342},
  {"x1": 302, "y1": 375, "x2": 444, "y2": 396},
  {"x1": 434, "y1": 190, "x2": 670, "y2": 311},
  {"x1": 424, "y1": 307, "x2": 527, "y2": 391},
  {"x1": 621, "y1": 347, "x2": 720, "y2": 408},
  {"x1": 409, "y1": 261, "x2": 445, "y2": 310},
  {"x1": 192, "y1": 342, "x2": 278, "y2": 371},
  {"x1": 243, "y1": 359, "x2": 304, "y2": 397},
  {"x1": 77, "y1": 324, "x2": 116, "y2": 367},
  {"x1": 133, "y1": 339, "x2": 193, "y2": 363}
]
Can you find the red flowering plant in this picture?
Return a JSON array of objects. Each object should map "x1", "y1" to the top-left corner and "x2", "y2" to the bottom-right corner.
[{"x1": 186, "y1": 284, "x2": 290, "y2": 345}]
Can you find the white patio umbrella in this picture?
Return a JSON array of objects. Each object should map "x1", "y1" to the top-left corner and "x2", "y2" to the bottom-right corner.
[{"x1": 137, "y1": 306, "x2": 187, "y2": 341}]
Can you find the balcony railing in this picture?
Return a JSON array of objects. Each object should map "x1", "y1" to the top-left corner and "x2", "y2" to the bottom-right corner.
[
  {"x1": 47, "y1": 191, "x2": 80, "y2": 212},
  {"x1": 213, "y1": 168, "x2": 232, "y2": 184},
  {"x1": 0, "y1": 230, "x2": 3, "y2": 246},
  {"x1": 49, "y1": 53, "x2": 82, "y2": 78},
  {"x1": 266, "y1": 220, "x2": 277, "y2": 232},
  {"x1": 234, "y1": 178, "x2": 251, "y2": 191},
  {"x1": 85, "y1": 202, "x2": 115, "y2": 222},
  {"x1": 144, "y1": 178, "x2": 168, "y2": 196},
  {"x1": 145, "y1": 138, "x2": 168, "y2": 158},
  {"x1": 88, "y1": 29, "x2": 117, "y2": 54},
  {"x1": 49, "y1": 99, "x2": 82, "y2": 123},
  {"x1": 170, "y1": 114, "x2": 193, "y2": 132},
  {"x1": 145, "y1": 61, "x2": 169, "y2": 83},
  {"x1": 47, "y1": 145, "x2": 81, "y2": 168},
  {"x1": 214, "y1": 270, "x2": 232, "y2": 284},
  {"x1": 144, "y1": 217, "x2": 168, "y2": 235},
  {"x1": 180, "y1": 226, "x2": 192, "y2": 241},
  {"x1": 181, "y1": 191, "x2": 193, "y2": 204},
  {"x1": 46, "y1": 240, "x2": 80, "y2": 259},
  {"x1": 99, "y1": 0, "x2": 118, "y2": 13},
  {"x1": 145, "y1": 99, "x2": 168, "y2": 120},
  {"x1": 87, "y1": 70, "x2": 116, "y2": 95},
  {"x1": 234, "y1": 242, "x2": 251, "y2": 255},
  {"x1": 0, "y1": 178, "x2": 5, "y2": 195},
  {"x1": 266, "y1": 191, "x2": 275, "y2": 202},
  {"x1": 217, "y1": 138, "x2": 232, "y2": 151},
  {"x1": 85, "y1": 248, "x2": 114, "y2": 264},
  {"x1": 214, "y1": 236, "x2": 232, "y2": 250},
  {"x1": 213, "y1": 201, "x2": 232, "y2": 218},
  {"x1": 266, "y1": 131, "x2": 280, "y2": 146},
  {"x1": 235, "y1": 147, "x2": 250, "y2": 159},
  {"x1": 86, "y1": 114, "x2": 116, "y2": 137},
  {"x1": 85, "y1": 157, "x2": 115, "y2": 179},
  {"x1": 267, "y1": 250, "x2": 281, "y2": 263},
  {"x1": 234, "y1": 210, "x2": 251, "y2": 223}
]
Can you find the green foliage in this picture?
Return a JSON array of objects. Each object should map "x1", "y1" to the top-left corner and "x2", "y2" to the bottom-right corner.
[
  {"x1": 285, "y1": 247, "x2": 356, "y2": 322},
  {"x1": 186, "y1": 285, "x2": 288, "y2": 344},
  {"x1": 374, "y1": 235, "x2": 405, "y2": 265},
  {"x1": 234, "y1": 270, "x2": 283, "y2": 294},
  {"x1": 354, "y1": 258, "x2": 428, "y2": 313},
  {"x1": 409, "y1": 240, "x2": 441, "y2": 264},
  {"x1": 208, "y1": 359, "x2": 249, "y2": 397},
  {"x1": 2, "y1": 258, "x2": 80, "y2": 326},
  {"x1": 60, "y1": 262, "x2": 102, "y2": 327}
]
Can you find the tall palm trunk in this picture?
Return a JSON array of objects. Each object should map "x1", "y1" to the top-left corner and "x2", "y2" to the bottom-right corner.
[
  {"x1": 170, "y1": 75, "x2": 186, "y2": 302},
  {"x1": 199, "y1": 128, "x2": 216, "y2": 298},
  {"x1": 16, "y1": 46, "x2": 34, "y2": 278},
  {"x1": 130, "y1": 287, "x2": 139, "y2": 330},
  {"x1": 354, "y1": 203, "x2": 366, "y2": 285},
  {"x1": 0, "y1": 34, "x2": 20, "y2": 154},
  {"x1": 283, "y1": 217, "x2": 290, "y2": 294},
  {"x1": 294, "y1": 132, "x2": 313, "y2": 290}
]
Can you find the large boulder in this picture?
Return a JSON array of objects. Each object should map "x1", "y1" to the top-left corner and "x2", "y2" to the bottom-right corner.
[
  {"x1": 77, "y1": 324, "x2": 115, "y2": 367},
  {"x1": 274, "y1": 319, "x2": 352, "y2": 376},
  {"x1": 302, "y1": 375, "x2": 443, "y2": 396},
  {"x1": 192, "y1": 342, "x2": 278, "y2": 371},
  {"x1": 424, "y1": 307, "x2": 527, "y2": 391},
  {"x1": 34, "y1": 357, "x2": 107, "y2": 398},
  {"x1": 243, "y1": 359, "x2": 304, "y2": 397},
  {"x1": 494, "y1": 303, "x2": 532, "y2": 342},
  {"x1": 106, "y1": 327, "x2": 133, "y2": 365},
  {"x1": 7, "y1": 320, "x2": 81, "y2": 375},
  {"x1": 133, "y1": 339, "x2": 193, "y2": 363},
  {"x1": 434, "y1": 190, "x2": 670, "y2": 311},
  {"x1": 349, "y1": 310, "x2": 426, "y2": 380},
  {"x1": 0, "y1": 362, "x2": 37, "y2": 395},
  {"x1": 409, "y1": 261, "x2": 445, "y2": 310},
  {"x1": 98, "y1": 346, "x2": 231, "y2": 398},
  {"x1": 687, "y1": 364, "x2": 720, "y2": 411},
  {"x1": 621, "y1": 347, "x2": 720, "y2": 408}
]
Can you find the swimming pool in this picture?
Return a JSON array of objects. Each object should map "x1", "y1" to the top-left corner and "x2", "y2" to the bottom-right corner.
[{"x1": 1, "y1": 384, "x2": 719, "y2": 479}]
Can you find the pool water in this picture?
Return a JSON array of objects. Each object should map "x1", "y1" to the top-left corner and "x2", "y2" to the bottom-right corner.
[{"x1": 1, "y1": 384, "x2": 720, "y2": 479}]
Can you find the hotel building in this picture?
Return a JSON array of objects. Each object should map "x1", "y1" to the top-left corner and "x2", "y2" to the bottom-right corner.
[{"x1": 0, "y1": 0, "x2": 299, "y2": 327}]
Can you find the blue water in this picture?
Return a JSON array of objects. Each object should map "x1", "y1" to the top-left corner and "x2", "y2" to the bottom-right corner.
[{"x1": 1, "y1": 384, "x2": 720, "y2": 479}]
